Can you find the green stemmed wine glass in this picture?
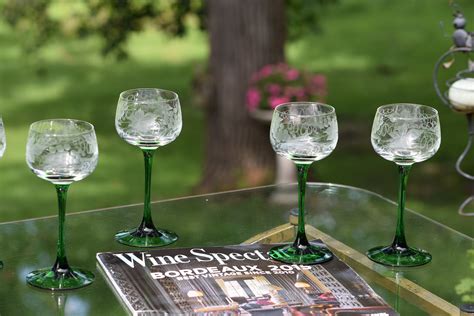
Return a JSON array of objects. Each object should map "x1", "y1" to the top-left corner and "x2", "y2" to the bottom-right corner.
[
  {"x1": 26, "y1": 119, "x2": 98, "y2": 290},
  {"x1": 0, "y1": 117, "x2": 5, "y2": 269},
  {"x1": 115, "y1": 88, "x2": 182, "y2": 247},
  {"x1": 269, "y1": 102, "x2": 338, "y2": 264},
  {"x1": 368, "y1": 103, "x2": 441, "y2": 267}
]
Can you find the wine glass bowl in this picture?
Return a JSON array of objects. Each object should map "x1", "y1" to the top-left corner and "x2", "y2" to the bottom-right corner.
[
  {"x1": 25, "y1": 119, "x2": 98, "y2": 290},
  {"x1": 116, "y1": 88, "x2": 182, "y2": 149},
  {"x1": 269, "y1": 102, "x2": 338, "y2": 265},
  {"x1": 270, "y1": 103, "x2": 338, "y2": 163},
  {"x1": 115, "y1": 88, "x2": 182, "y2": 247},
  {"x1": 367, "y1": 103, "x2": 441, "y2": 267},
  {"x1": 26, "y1": 119, "x2": 98, "y2": 184},
  {"x1": 371, "y1": 104, "x2": 441, "y2": 165}
]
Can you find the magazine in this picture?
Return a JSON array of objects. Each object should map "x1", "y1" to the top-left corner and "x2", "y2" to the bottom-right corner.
[{"x1": 97, "y1": 243, "x2": 398, "y2": 315}]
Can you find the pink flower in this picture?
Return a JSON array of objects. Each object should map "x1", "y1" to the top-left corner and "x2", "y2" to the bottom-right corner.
[
  {"x1": 246, "y1": 88, "x2": 261, "y2": 111},
  {"x1": 308, "y1": 75, "x2": 327, "y2": 96},
  {"x1": 266, "y1": 84, "x2": 282, "y2": 96},
  {"x1": 276, "y1": 63, "x2": 289, "y2": 72},
  {"x1": 311, "y1": 74, "x2": 326, "y2": 88},
  {"x1": 294, "y1": 88, "x2": 306, "y2": 100},
  {"x1": 285, "y1": 69, "x2": 299, "y2": 81},
  {"x1": 248, "y1": 64, "x2": 327, "y2": 111},
  {"x1": 259, "y1": 65, "x2": 273, "y2": 78},
  {"x1": 269, "y1": 96, "x2": 289, "y2": 109},
  {"x1": 284, "y1": 87, "x2": 305, "y2": 99}
]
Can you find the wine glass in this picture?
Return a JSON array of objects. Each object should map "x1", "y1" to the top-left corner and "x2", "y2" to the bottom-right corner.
[
  {"x1": 26, "y1": 119, "x2": 98, "y2": 290},
  {"x1": 269, "y1": 102, "x2": 338, "y2": 264},
  {"x1": 368, "y1": 103, "x2": 441, "y2": 267},
  {"x1": 115, "y1": 88, "x2": 182, "y2": 247},
  {"x1": 0, "y1": 117, "x2": 5, "y2": 269}
]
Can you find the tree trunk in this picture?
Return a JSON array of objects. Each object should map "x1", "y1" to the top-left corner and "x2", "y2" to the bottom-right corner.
[{"x1": 198, "y1": 0, "x2": 286, "y2": 192}]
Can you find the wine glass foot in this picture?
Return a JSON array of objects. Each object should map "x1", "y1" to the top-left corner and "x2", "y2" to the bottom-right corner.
[
  {"x1": 26, "y1": 267, "x2": 94, "y2": 290},
  {"x1": 367, "y1": 245, "x2": 432, "y2": 267},
  {"x1": 115, "y1": 227, "x2": 178, "y2": 247},
  {"x1": 269, "y1": 243, "x2": 333, "y2": 265}
]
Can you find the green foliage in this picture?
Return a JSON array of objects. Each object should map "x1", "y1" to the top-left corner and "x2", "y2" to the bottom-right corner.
[
  {"x1": 75, "y1": 0, "x2": 206, "y2": 59},
  {"x1": 286, "y1": 0, "x2": 337, "y2": 40},
  {"x1": 2, "y1": 0, "x2": 57, "y2": 53},
  {"x1": 1, "y1": 0, "x2": 206, "y2": 59},
  {"x1": 1, "y1": 0, "x2": 331, "y2": 59},
  {"x1": 79, "y1": 0, "x2": 156, "y2": 59}
]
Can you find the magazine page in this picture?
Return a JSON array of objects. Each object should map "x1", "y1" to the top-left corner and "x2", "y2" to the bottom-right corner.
[{"x1": 97, "y1": 243, "x2": 398, "y2": 315}]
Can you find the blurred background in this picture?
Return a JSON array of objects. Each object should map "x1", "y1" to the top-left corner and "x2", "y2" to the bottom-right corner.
[{"x1": 0, "y1": 0, "x2": 472, "y2": 236}]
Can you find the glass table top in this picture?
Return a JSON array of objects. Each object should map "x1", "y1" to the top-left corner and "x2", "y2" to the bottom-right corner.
[{"x1": 0, "y1": 183, "x2": 472, "y2": 315}]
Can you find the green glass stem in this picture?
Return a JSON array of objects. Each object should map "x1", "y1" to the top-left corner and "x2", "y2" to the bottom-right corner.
[
  {"x1": 139, "y1": 149, "x2": 158, "y2": 232},
  {"x1": 293, "y1": 163, "x2": 311, "y2": 248},
  {"x1": 26, "y1": 184, "x2": 94, "y2": 290},
  {"x1": 52, "y1": 184, "x2": 71, "y2": 273},
  {"x1": 391, "y1": 164, "x2": 411, "y2": 250},
  {"x1": 367, "y1": 163, "x2": 431, "y2": 267},
  {"x1": 114, "y1": 148, "x2": 178, "y2": 247},
  {"x1": 268, "y1": 162, "x2": 332, "y2": 264}
]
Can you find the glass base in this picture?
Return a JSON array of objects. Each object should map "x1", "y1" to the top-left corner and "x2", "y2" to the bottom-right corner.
[
  {"x1": 269, "y1": 243, "x2": 333, "y2": 265},
  {"x1": 26, "y1": 267, "x2": 94, "y2": 290},
  {"x1": 367, "y1": 245, "x2": 432, "y2": 267},
  {"x1": 115, "y1": 227, "x2": 178, "y2": 247}
]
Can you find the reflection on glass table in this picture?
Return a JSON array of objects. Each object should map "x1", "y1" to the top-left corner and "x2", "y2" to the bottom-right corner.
[{"x1": 0, "y1": 183, "x2": 471, "y2": 315}]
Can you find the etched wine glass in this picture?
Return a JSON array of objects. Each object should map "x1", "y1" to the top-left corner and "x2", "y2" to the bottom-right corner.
[
  {"x1": 115, "y1": 88, "x2": 182, "y2": 247},
  {"x1": 368, "y1": 103, "x2": 441, "y2": 267},
  {"x1": 269, "y1": 102, "x2": 338, "y2": 264},
  {"x1": 0, "y1": 117, "x2": 5, "y2": 269},
  {"x1": 26, "y1": 119, "x2": 98, "y2": 290}
]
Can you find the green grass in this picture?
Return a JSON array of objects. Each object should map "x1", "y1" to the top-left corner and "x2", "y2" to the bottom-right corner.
[
  {"x1": 288, "y1": 0, "x2": 474, "y2": 235},
  {"x1": 0, "y1": 22, "x2": 207, "y2": 221},
  {"x1": 0, "y1": 0, "x2": 473, "y2": 236}
]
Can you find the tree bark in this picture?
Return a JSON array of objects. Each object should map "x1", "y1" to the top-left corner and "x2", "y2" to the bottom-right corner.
[{"x1": 199, "y1": 0, "x2": 286, "y2": 192}]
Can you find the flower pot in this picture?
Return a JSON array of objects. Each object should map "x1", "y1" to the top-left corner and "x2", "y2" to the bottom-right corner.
[
  {"x1": 248, "y1": 109, "x2": 274, "y2": 123},
  {"x1": 248, "y1": 108, "x2": 296, "y2": 184}
]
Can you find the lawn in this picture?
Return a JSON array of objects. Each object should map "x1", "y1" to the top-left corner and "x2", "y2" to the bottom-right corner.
[
  {"x1": 0, "y1": 0, "x2": 472, "y2": 236},
  {"x1": 0, "y1": 21, "x2": 207, "y2": 221}
]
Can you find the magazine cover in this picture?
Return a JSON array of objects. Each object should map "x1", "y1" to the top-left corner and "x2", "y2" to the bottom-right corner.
[{"x1": 97, "y1": 243, "x2": 398, "y2": 315}]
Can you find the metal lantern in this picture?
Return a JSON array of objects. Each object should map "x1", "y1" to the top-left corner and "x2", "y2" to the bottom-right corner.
[{"x1": 433, "y1": 10, "x2": 474, "y2": 180}]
